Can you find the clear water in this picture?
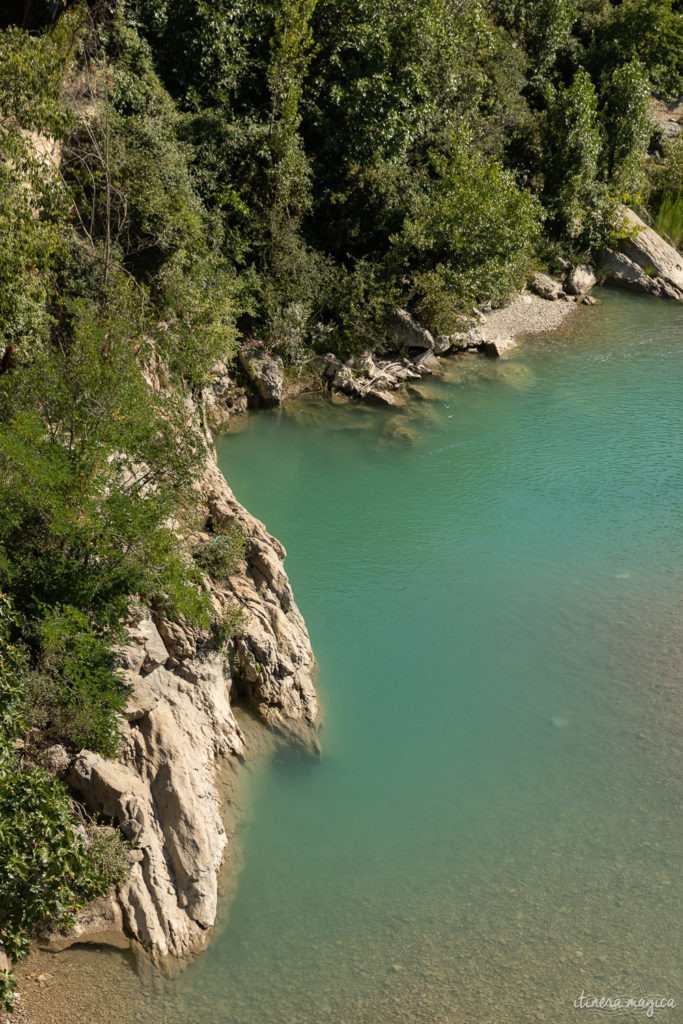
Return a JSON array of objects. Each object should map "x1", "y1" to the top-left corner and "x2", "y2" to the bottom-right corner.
[{"x1": 15, "y1": 291, "x2": 682, "y2": 1023}]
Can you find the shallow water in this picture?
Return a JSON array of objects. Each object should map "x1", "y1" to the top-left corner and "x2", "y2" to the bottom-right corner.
[{"x1": 13, "y1": 291, "x2": 682, "y2": 1023}]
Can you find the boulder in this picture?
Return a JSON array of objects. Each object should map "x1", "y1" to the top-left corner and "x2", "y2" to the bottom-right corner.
[
  {"x1": 530, "y1": 272, "x2": 563, "y2": 301},
  {"x1": 320, "y1": 352, "x2": 343, "y2": 379},
  {"x1": 357, "y1": 350, "x2": 377, "y2": 375},
  {"x1": 598, "y1": 207, "x2": 683, "y2": 302},
  {"x1": 363, "y1": 388, "x2": 404, "y2": 407},
  {"x1": 331, "y1": 364, "x2": 355, "y2": 394},
  {"x1": 433, "y1": 335, "x2": 452, "y2": 354},
  {"x1": 411, "y1": 349, "x2": 442, "y2": 373},
  {"x1": 239, "y1": 344, "x2": 284, "y2": 404},
  {"x1": 204, "y1": 359, "x2": 248, "y2": 431},
  {"x1": 564, "y1": 265, "x2": 597, "y2": 296},
  {"x1": 482, "y1": 336, "x2": 517, "y2": 358},
  {"x1": 42, "y1": 744, "x2": 70, "y2": 776},
  {"x1": 390, "y1": 308, "x2": 434, "y2": 350}
]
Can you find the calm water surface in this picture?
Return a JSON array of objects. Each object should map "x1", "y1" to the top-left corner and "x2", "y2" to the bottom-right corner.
[{"x1": 17, "y1": 291, "x2": 682, "y2": 1023}]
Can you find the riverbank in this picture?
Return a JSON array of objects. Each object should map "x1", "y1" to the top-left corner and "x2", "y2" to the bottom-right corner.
[
  {"x1": 6, "y1": 215, "x2": 682, "y2": 1017},
  {"x1": 8, "y1": 288, "x2": 680, "y2": 1024}
]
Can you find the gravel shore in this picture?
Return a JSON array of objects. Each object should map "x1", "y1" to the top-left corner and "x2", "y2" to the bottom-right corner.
[{"x1": 479, "y1": 290, "x2": 580, "y2": 340}]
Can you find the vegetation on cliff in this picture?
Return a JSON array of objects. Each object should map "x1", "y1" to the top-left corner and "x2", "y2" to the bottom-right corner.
[{"x1": 0, "y1": 0, "x2": 681, "y2": 1008}]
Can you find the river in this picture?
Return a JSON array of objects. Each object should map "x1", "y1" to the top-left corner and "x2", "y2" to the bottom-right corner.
[{"x1": 12, "y1": 289, "x2": 682, "y2": 1024}]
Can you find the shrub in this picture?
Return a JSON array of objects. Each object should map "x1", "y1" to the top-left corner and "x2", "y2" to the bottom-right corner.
[
  {"x1": 0, "y1": 752, "x2": 110, "y2": 1008},
  {"x1": 193, "y1": 525, "x2": 247, "y2": 582},
  {"x1": 20, "y1": 607, "x2": 128, "y2": 757},
  {"x1": 213, "y1": 604, "x2": 247, "y2": 650},
  {"x1": 393, "y1": 133, "x2": 543, "y2": 327},
  {"x1": 85, "y1": 824, "x2": 131, "y2": 887}
]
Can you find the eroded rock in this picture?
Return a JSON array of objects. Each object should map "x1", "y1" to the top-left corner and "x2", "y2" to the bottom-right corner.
[
  {"x1": 598, "y1": 207, "x2": 683, "y2": 302},
  {"x1": 564, "y1": 265, "x2": 597, "y2": 296},
  {"x1": 390, "y1": 308, "x2": 434, "y2": 350},
  {"x1": 55, "y1": 454, "x2": 319, "y2": 962},
  {"x1": 239, "y1": 344, "x2": 284, "y2": 404}
]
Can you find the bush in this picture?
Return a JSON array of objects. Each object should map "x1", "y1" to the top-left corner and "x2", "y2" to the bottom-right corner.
[
  {"x1": 0, "y1": 752, "x2": 110, "y2": 1008},
  {"x1": 393, "y1": 133, "x2": 543, "y2": 328},
  {"x1": 193, "y1": 526, "x2": 246, "y2": 582},
  {"x1": 213, "y1": 603, "x2": 247, "y2": 649},
  {"x1": 20, "y1": 607, "x2": 128, "y2": 757},
  {"x1": 85, "y1": 824, "x2": 131, "y2": 887}
]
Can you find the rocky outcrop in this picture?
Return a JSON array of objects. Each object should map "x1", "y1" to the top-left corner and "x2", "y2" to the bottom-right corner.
[
  {"x1": 203, "y1": 358, "x2": 248, "y2": 431},
  {"x1": 389, "y1": 308, "x2": 435, "y2": 350},
  {"x1": 530, "y1": 272, "x2": 563, "y2": 301},
  {"x1": 239, "y1": 344, "x2": 285, "y2": 404},
  {"x1": 564, "y1": 264, "x2": 597, "y2": 296},
  {"x1": 598, "y1": 207, "x2": 683, "y2": 302},
  {"x1": 43, "y1": 454, "x2": 318, "y2": 963}
]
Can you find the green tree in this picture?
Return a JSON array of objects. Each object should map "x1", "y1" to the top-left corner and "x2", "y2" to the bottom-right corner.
[
  {"x1": 602, "y1": 59, "x2": 651, "y2": 198},
  {"x1": 0, "y1": 24, "x2": 68, "y2": 369},
  {"x1": 393, "y1": 133, "x2": 542, "y2": 331},
  {"x1": 544, "y1": 68, "x2": 606, "y2": 245}
]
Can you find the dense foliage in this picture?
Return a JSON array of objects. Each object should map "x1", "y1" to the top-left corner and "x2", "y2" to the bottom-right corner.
[
  {"x1": 0, "y1": 0, "x2": 680, "y2": 1008},
  {"x1": 0, "y1": 596, "x2": 127, "y2": 1011}
]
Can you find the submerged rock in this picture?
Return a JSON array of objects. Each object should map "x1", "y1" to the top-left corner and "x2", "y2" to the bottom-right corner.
[
  {"x1": 383, "y1": 416, "x2": 418, "y2": 443},
  {"x1": 482, "y1": 336, "x2": 517, "y2": 358},
  {"x1": 411, "y1": 349, "x2": 442, "y2": 373},
  {"x1": 598, "y1": 207, "x2": 683, "y2": 302}
]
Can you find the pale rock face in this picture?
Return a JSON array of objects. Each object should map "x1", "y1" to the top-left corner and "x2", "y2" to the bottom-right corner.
[
  {"x1": 238, "y1": 344, "x2": 285, "y2": 404},
  {"x1": 390, "y1": 308, "x2": 435, "y2": 350},
  {"x1": 45, "y1": 453, "x2": 318, "y2": 963},
  {"x1": 531, "y1": 272, "x2": 563, "y2": 301},
  {"x1": 564, "y1": 265, "x2": 597, "y2": 296},
  {"x1": 482, "y1": 336, "x2": 517, "y2": 358},
  {"x1": 204, "y1": 358, "x2": 248, "y2": 431},
  {"x1": 599, "y1": 207, "x2": 683, "y2": 302}
]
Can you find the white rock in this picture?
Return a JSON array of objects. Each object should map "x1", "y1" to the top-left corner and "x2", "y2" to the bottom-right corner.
[
  {"x1": 54, "y1": 455, "x2": 319, "y2": 963},
  {"x1": 564, "y1": 265, "x2": 597, "y2": 296},
  {"x1": 531, "y1": 272, "x2": 563, "y2": 301},
  {"x1": 239, "y1": 345, "x2": 284, "y2": 404},
  {"x1": 599, "y1": 206, "x2": 683, "y2": 302},
  {"x1": 482, "y1": 336, "x2": 517, "y2": 358}
]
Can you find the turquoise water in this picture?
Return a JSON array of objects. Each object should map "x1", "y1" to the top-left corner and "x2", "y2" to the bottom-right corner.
[
  {"x1": 19, "y1": 291, "x2": 682, "y2": 1023},
  {"x1": 190, "y1": 290, "x2": 681, "y2": 1024}
]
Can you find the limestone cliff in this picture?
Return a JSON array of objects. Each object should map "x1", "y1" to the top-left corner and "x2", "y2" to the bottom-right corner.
[{"x1": 43, "y1": 449, "x2": 319, "y2": 962}]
